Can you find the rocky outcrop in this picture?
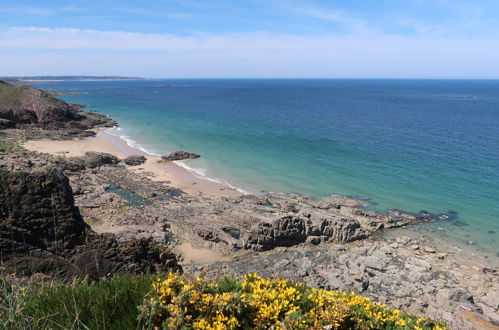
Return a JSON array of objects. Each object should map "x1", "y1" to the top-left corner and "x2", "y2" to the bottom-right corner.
[
  {"x1": 0, "y1": 80, "x2": 81, "y2": 125},
  {"x1": 0, "y1": 168, "x2": 88, "y2": 257},
  {"x1": 160, "y1": 151, "x2": 201, "y2": 161},
  {"x1": 187, "y1": 238, "x2": 499, "y2": 325},
  {"x1": 0, "y1": 81, "x2": 115, "y2": 139},
  {"x1": 73, "y1": 152, "x2": 120, "y2": 169},
  {"x1": 245, "y1": 215, "x2": 369, "y2": 251},
  {"x1": 450, "y1": 303, "x2": 499, "y2": 329},
  {"x1": 0, "y1": 167, "x2": 180, "y2": 280},
  {"x1": 124, "y1": 155, "x2": 146, "y2": 166}
]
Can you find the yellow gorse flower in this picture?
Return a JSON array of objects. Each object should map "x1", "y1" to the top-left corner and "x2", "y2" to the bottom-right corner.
[{"x1": 140, "y1": 272, "x2": 447, "y2": 330}]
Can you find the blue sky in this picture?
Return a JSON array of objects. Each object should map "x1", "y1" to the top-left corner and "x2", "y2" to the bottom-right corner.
[{"x1": 1, "y1": 0, "x2": 498, "y2": 78}]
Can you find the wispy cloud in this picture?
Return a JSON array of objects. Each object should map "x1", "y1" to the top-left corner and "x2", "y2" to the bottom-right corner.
[
  {"x1": 0, "y1": 7, "x2": 54, "y2": 16},
  {"x1": 116, "y1": 7, "x2": 193, "y2": 19},
  {"x1": 1, "y1": 26, "x2": 497, "y2": 78}
]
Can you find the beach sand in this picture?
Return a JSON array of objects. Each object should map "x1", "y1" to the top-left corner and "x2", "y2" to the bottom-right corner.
[{"x1": 23, "y1": 129, "x2": 243, "y2": 198}]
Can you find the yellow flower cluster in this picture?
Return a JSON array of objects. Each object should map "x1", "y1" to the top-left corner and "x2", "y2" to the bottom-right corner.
[{"x1": 139, "y1": 273, "x2": 446, "y2": 330}]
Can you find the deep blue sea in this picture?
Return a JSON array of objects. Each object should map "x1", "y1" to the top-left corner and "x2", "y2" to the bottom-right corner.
[{"x1": 35, "y1": 79, "x2": 499, "y2": 258}]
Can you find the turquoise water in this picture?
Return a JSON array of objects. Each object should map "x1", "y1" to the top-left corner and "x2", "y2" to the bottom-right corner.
[{"x1": 37, "y1": 79, "x2": 499, "y2": 256}]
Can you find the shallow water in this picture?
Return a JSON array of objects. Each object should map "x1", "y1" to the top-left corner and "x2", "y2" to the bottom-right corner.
[{"x1": 36, "y1": 79, "x2": 499, "y2": 257}]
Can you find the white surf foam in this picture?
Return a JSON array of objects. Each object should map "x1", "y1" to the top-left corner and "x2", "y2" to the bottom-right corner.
[
  {"x1": 105, "y1": 127, "x2": 162, "y2": 156},
  {"x1": 105, "y1": 127, "x2": 250, "y2": 194},
  {"x1": 174, "y1": 161, "x2": 251, "y2": 194}
]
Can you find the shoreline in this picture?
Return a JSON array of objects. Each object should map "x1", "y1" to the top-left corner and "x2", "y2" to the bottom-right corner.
[
  {"x1": 23, "y1": 129, "x2": 243, "y2": 198},
  {"x1": 23, "y1": 128, "x2": 499, "y2": 268}
]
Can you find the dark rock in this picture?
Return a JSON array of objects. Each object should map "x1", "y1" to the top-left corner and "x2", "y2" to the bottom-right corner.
[
  {"x1": 0, "y1": 118, "x2": 16, "y2": 129},
  {"x1": 124, "y1": 155, "x2": 147, "y2": 166},
  {"x1": 0, "y1": 167, "x2": 180, "y2": 280},
  {"x1": 160, "y1": 151, "x2": 200, "y2": 161},
  {"x1": 75, "y1": 152, "x2": 120, "y2": 168},
  {"x1": 0, "y1": 168, "x2": 88, "y2": 257}
]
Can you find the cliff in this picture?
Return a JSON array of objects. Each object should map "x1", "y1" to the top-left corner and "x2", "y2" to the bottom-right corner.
[
  {"x1": 0, "y1": 80, "x2": 81, "y2": 126},
  {"x1": 0, "y1": 80, "x2": 115, "y2": 138}
]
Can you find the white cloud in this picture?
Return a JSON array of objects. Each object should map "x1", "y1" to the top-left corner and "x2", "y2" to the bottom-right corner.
[{"x1": 0, "y1": 27, "x2": 497, "y2": 78}]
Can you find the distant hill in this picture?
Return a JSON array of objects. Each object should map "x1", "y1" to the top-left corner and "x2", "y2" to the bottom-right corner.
[{"x1": 0, "y1": 76, "x2": 145, "y2": 84}]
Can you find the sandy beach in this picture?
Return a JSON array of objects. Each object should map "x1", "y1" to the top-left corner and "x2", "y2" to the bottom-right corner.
[{"x1": 23, "y1": 129, "x2": 243, "y2": 198}]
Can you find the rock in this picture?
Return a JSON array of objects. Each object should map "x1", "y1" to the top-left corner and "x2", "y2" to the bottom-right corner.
[
  {"x1": 482, "y1": 291, "x2": 499, "y2": 311},
  {"x1": 0, "y1": 81, "x2": 115, "y2": 140},
  {"x1": 450, "y1": 303, "x2": 499, "y2": 330},
  {"x1": 436, "y1": 288, "x2": 474, "y2": 313},
  {"x1": 306, "y1": 236, "x2": 321, "y2": 245},
  {"x1": 124, "y1": 155, "x2": 147, "y2": 166},
  {"x1": 0, "y1": 81, "x2": 81, "y2": 125},
  {"x1": 319, "y1": 217, "x2": 369, "y2": 243},
  {"x1": 410, "y1": 244, "x2": 420, "y2": 250},
  {"x1": 0, "y1": 118, "x2": 16, "y2": 129},
  {"x1": 244, "y1": 215, "x2": 369, "y2": 251},
  {"x1": 245, "y1": 216, "x2": 308, "y2": 251},
  {"x1": 436, "y1": 253, "x2": 447, "y2": 260},
  {"x1": 318, "y1": 195, "x2": 367, "y2": 209},
  {"x1": 0, "y1": 168, "x2": 88, "y2": 257},
  {"x1": 396, "y1": 236, "x2": 411, "y2": 245},
  {"x1": 424, "y1": 246, "x2": 436, "y2": 253},
  {"x1": 389, "y1": 243, "x2": 399, "y2": 249},
  {"x1": 78, "y1": 152, "x2": 120, "y2": 168},
  {"x1": 0, "y1": 167, "x2": 180, "y2": 280},
  {"x1": 160, "y1": 151, "x2": 200, "y2": 161}
]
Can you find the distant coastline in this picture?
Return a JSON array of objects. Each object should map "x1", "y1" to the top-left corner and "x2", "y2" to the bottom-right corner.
[{"x1": 0, "y1": 76, "x2": 146, "y2": 85}]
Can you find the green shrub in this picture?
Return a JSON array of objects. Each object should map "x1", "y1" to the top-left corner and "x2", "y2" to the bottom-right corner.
[{"x1": 139, "y1": 273, "x2": 447, "y2": 329}]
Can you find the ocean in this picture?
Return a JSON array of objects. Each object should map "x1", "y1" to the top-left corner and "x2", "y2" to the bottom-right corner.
[{"x1": 36, "y1": 79, "x2": 499, "y2": 259}]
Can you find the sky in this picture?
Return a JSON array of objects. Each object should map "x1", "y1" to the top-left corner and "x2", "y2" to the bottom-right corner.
[{"x1": 1, "y1": 0, "x2": 499, "y2": 78}]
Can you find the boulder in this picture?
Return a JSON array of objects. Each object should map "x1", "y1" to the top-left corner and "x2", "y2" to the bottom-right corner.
[
  {"x1": 124, "y1": 155, "x2": 147, "y2": 166},
  {"x1": 160, "y1": 151, "x2": 201, "y2": 161},
  {"x1": 74, "y1": 152, "x2": 120, "y2": 168}
]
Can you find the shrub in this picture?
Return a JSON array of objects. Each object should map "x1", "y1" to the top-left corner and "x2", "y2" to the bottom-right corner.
[{"x1": 139, "y1": 273, "x2": 446, "y2": 329}]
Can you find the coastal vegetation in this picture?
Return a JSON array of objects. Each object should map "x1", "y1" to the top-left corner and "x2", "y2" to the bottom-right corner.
[
  {"x1": 0, "y1": 274, "x2": 155, "y2": 329},
  {"x1": 0, "y1": 272, "x2": 446, "y2": 329}
]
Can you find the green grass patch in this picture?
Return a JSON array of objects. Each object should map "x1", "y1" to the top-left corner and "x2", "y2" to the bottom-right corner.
[
  {"x1": 0, "y1": 138, "x2": 25, "y2": 152},
  {"x1": 1, "y1": 274, "x2": 155, "y2": 330}
]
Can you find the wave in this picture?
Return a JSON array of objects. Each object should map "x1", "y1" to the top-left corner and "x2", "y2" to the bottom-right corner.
[
  {"x1": 105, "y1": 127, "x2": 162, "y2": 157},
  {"x1": 104, "y1": 127, "x2": 250, "y2": 194},
  {"x1": 174, "y1": 161, "x2": 251, "y2": 194}
]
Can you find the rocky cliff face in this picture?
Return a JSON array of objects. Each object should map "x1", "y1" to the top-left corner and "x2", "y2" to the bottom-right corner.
[
  {"x1": 0, "y1": 168, "x2": 88, "y2": 257},
  {"x1": 0, "y1": 81, "x2": 81, "y2": 125},
  {"x1": 0, "y1": 80, "x2": 115, "y2": 138},
  {"x1": 0, "y1": 167, "x2": 180, "y2": 280}
]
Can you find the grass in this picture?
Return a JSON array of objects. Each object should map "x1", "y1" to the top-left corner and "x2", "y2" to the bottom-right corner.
[
  {"x1": 0, "y1": 138, "x2": 25, "y2": 152},
  {"x1": 0, "y1": 274, "x2": 156, "y2": 330}
]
